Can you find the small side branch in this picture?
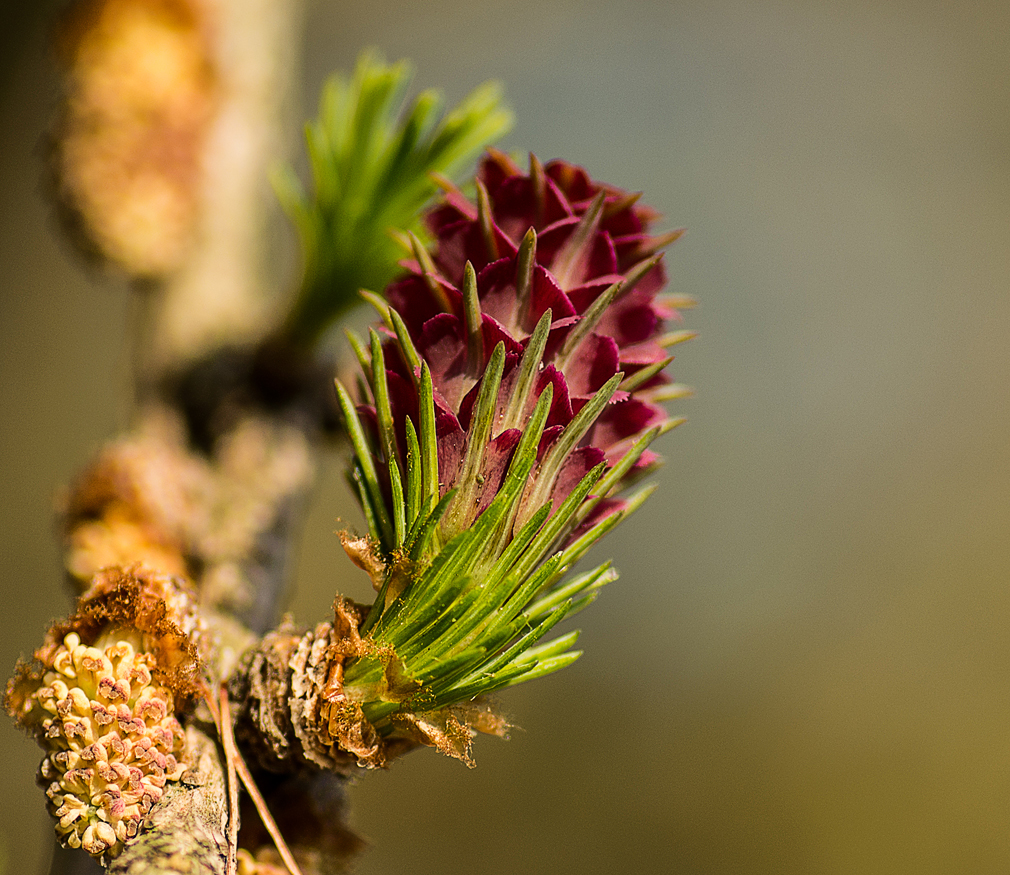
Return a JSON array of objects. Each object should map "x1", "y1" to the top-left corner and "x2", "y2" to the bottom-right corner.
[{"x1": 212, "y1": 686, "x2": 304, "y2": 875}]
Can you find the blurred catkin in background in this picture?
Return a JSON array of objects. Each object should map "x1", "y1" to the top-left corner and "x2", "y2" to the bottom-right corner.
[{"x1": 4, "y1": 2, "x2": 1010, "y2": 874}]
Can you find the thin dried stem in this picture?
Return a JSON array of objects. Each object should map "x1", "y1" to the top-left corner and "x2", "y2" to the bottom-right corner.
[
  {"x1": 215, "y1": 689, "x2": 240, "y2": 875},
  {"x1": 208, "y1": 685, "x2": 305, "y2": 875}
]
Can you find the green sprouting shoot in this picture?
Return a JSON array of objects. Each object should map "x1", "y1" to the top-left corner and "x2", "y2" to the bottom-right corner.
[{"x1": 275, "y1": 50, "x2": 513, "y2": 347}]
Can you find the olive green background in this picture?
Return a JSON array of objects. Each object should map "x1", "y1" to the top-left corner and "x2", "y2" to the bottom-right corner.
[{"x1": 3, "y1": 1, "x2": 1010, "y2": 873}]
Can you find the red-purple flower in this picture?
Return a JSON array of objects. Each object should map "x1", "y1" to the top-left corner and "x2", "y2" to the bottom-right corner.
[{"x1": 374, "y1": 151, "x2": 692, "y2": 544}]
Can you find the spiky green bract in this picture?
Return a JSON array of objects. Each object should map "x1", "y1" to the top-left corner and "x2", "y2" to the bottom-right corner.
[
  {"x1": 339, "y1": 406, "x2": 621, "y2": 730},
  {"x1": 275, "y1": 50, "x2": 513, "y2": 347}
]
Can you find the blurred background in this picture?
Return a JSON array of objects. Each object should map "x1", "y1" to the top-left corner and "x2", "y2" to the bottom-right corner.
[{"x1": 3, "y1": 1, "x2": 1010, "y2": 873}]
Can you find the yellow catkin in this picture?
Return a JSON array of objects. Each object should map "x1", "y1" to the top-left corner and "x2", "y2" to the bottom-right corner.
[{"x1": 31, "y1": 630, "x2": 186, "y2": 862}]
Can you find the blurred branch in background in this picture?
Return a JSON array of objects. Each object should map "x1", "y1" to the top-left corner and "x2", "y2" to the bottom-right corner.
[{"x1": 52, "y1": 0, "x2": 304, "y2": 371}]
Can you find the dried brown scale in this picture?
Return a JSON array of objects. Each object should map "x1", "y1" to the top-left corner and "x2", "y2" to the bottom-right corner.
[
  {"x1": 95, "y1": 568, "x2": 203, "y2": 692},
  {"x1": 227, "y1": 621, "x2": 304, "y2": 774},
  {"x1": 229, "y1": 598, "x2": 416, "y2": 774},
  {"x1": 229, "y1": 588, "x2": 516, "y2": 770},
  {"x1": 5, "y1": 566, "x2": 205, "y2": 708}
]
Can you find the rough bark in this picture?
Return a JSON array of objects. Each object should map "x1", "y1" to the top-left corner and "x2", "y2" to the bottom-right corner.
[{"x1": 108, "y1": 726, "x2": 230, "y2": 875}]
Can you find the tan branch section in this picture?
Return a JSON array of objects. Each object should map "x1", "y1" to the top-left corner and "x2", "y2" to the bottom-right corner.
[
  {"x1": 62, "y1": 405, "x2": 314, "y2": 622},
  {"x1": 15, "y1": 0, "x2": 377, "y2": 868}
]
